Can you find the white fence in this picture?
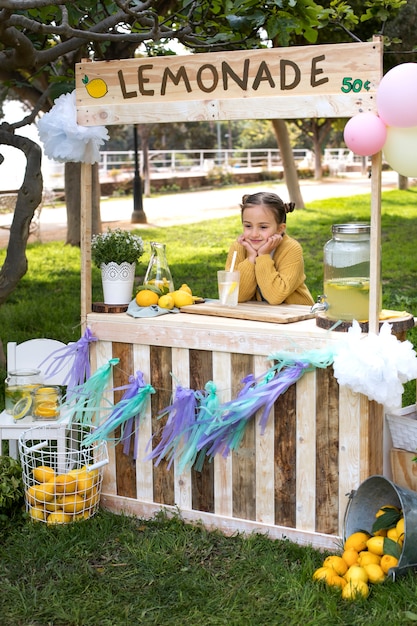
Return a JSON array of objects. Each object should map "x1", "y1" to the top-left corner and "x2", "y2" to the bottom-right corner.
[{"x1": 99, "y1": 148, "x2": 314, "y2": 178}]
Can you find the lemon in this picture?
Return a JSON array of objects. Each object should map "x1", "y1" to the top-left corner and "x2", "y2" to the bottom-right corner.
[
  {"x1": 12, "y1": 395, "x2": 32, "y2": 419},
  {"x1": 342, "y1": 580, "x2": 369, "y2": 600},
  {"x1": 180, "y1": 283, "x2": 192, "y2": 295},
  {"x1": 344, "y1": 531, "x2": 370, "y2": 553},
  {"x1": 74, "y1": 472, "x2": 95, "y2": 494},
  {"x1": 28, "y1": 506, "x2": 46, "y2": 522},
  {"x1": 135, "y1": 289, "x2": 159, "y2": 307},
  {"x1": 327, "y1": 574, "x2": 347, "y2": 589},
  {"x1": 380, "y1": 554, "x2": 399, "y2": 574},
  {"x1": 396, "y1": 517, "x2": 405, "y2": 539},
  {"x1": 344, "y1": 565, "x2": 368, "y2": 584},
  {"x1": 60, "y1": 494, "x2": 86, "y2": 514},
  {"x1": 387, "y1": 527, "x2": 399, "y2": 542},
  {"x1": 32, "y1": 482, "x2": 56, "y2": 504},
  {"x1": 33, "y1": 465, "x2": 56, "y2": 483},
  {"x1": 366, "y1": 536, "x2": 385, "y2": 556},
  {"x1": 158, "y1": 294, "x2": 175, "y2": 310},
  {"x1": 342, "y1": 548, "x2": 359, "y2": 567},
  {"x1": 52, "y1": 473, "x2": 77, "y2": 494},
  {"x1": 357, "y1": 551, "x2": 380, "y2": 567},
  {"x1": 375, "y1": 504, "x2": 400, "y2": 518},
  {"x1": 47, "y1": 511, "x2": 72, "y2": 525},
  {"x1": 172, "y1": 290, "x2": 193, "y2": 307},
  {"x1": 312, "y1": 566, "x2": 332, "y2": 582},
  {"x1": 323, "y1": 555, "x2": 348, "y2": 576},
  {"x1": 364, "y1": 563, "x2": 386, "y2": 584},
  {"x1": 34, "y1": 401, "x2": 59, "y2": 418}
]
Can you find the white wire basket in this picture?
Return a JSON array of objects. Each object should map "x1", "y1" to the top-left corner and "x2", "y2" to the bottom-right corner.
[
  {"x1": 386, "y1": 405, "x2": 417, "y2": 454},
  {"x1": 18, "y1": 423, "x2": 108, "y2": 524}
]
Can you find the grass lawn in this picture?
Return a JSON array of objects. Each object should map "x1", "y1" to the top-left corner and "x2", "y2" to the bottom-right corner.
[{"x1": 1, "y1": 185, "x2": 417, "y2": 625}]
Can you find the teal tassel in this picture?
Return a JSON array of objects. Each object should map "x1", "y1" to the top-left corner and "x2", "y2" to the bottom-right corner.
[{"x1": 61, "y1": 358, "x2": 119, "y2": 426}]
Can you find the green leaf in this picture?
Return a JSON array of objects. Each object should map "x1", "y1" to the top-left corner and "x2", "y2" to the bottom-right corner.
[
  {"x1": 371, "y1": 508, "x2": 402, "y2": 533},
  {"x1": 383, "y1": 536, "x2": 402, "y2": 559}
]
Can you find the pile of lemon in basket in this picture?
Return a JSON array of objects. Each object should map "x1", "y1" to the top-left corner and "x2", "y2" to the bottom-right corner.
[
  {"x1": 313, "y1": 504, "x2": 404, "y2": 600},
  {"x1": 25, "y1": 464, "x2": 101, "y2": 525}
]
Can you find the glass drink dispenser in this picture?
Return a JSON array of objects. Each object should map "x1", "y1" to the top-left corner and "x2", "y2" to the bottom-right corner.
[{"x1": 323, "y1": 223, "x2": 375, "y2": 322}]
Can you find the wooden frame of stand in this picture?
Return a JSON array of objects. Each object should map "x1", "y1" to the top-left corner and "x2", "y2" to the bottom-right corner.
[{"x1": 76, "y1": 38, "x2": 386, "y2": 550}]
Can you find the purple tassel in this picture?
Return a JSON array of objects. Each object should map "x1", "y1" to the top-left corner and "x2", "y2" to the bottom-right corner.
[
  {"x1": 40, "y1": 328, "x2": 97, "y2": 398},
  {"x1": 196, "y1": 362, "x2": 308, "y2": 460},
  {"x1": 145, "y1": 386, "x2": 197, "y2": 469},
  {"x1": 82, "y1": 371, "x2": 155, "y2": 456}
]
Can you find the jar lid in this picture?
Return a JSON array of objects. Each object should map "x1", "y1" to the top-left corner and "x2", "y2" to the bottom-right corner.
[
  {"x1": 8, "y1": 369, "x2": 41, "y2": 376},
  {"x1": 332, "y1": 223, "x2": 370, "y2": 234}
]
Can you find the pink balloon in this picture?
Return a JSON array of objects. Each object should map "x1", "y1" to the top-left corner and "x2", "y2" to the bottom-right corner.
[
  {"x1": 343, "y1": 113, "x2": 387, "y2": 156},
  {"x1": 377, "y1": 63, "x2": 417, "y2": 127}
]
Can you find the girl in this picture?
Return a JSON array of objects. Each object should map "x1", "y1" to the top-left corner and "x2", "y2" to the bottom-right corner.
[{"x1": 225, "y1": 192, "x2": 314, "y2": 305}]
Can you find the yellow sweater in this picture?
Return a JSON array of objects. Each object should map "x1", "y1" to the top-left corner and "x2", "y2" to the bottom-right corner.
[{"x1": 225, "y1": 235, "x2": 314, "y2": 306}]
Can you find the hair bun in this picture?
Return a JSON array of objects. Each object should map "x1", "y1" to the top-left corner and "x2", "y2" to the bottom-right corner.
[{"x1": 284, "y1": 202, "x2": 295, "y2": 213}]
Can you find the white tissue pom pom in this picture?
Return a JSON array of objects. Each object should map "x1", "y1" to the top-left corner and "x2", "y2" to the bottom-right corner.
[
  {"x1": 37, "y1": 91, "x2": 109, "y2": 164},
  {"x1": 333, "y1": 321, "x2": 417, "y2": 410}
]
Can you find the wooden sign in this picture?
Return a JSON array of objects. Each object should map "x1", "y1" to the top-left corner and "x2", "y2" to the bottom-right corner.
[{"x1": 76, "y1": 41, "x2": 382, "y2": 126}]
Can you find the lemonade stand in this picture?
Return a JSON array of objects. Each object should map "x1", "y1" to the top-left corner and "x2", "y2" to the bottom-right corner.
[{"x1": 69, "y1": 39, "x2": 416, "y2": 550}]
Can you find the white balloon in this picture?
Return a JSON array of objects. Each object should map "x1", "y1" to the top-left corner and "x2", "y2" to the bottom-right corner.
[{"x1": 383, "y1": 125, "x2": 417, "y2": 177}]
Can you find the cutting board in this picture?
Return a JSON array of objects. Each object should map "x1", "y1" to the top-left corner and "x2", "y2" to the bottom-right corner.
[{"x1": 179, "y1": 300, "x2": 315, "y2": 324}]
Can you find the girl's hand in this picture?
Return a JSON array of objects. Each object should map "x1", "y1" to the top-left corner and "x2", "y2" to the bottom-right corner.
[
  {"x1": 237, "y1": 235, "x2": 257, "y2": 263},
  {"x1": 258, "y1": 233, "x2": 284, "y2": 256}
]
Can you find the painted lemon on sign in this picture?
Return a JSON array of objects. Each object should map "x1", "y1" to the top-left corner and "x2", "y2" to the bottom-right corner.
[{"x1": 82, "y1": 75, "x2": 108, "y2": 98}]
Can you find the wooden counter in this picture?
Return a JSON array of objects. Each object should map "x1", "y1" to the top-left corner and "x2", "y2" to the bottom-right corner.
[{"x1": 88, "y1": 310, "x2": 386, "y2": 551}]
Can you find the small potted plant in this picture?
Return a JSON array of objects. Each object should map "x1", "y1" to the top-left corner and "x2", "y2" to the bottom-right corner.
[{"x1": 91, "y1": 228, "x2": 144, "y2": 305}]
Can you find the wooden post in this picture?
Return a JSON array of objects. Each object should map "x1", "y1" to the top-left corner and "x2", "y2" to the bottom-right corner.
[
  {"x1": 369, "y1": 150, "x2": 382, "y2": 335},
  {"x1": 80, "y1": 162, "x2": 92, "y2": 330}
]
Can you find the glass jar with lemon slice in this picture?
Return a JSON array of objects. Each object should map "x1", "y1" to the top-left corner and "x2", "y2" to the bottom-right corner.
[
  {"x1": 323, "y1": 223, "x2": 380, "y2": 321},
  {"x1": 5, "y1": 369, "x2": 42, "y2": 420},
  {"x1": 33, "y1": 386, "x2": 62, "y2": 420}
]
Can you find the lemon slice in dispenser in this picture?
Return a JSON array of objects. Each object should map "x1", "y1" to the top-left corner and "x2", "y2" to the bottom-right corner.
[{"x1": 12, "y1": 395, "x2": 33, "y2": 420}]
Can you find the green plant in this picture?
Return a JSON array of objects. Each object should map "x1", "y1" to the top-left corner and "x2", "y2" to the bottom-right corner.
[
  {"x1": 0, "y1": 456, "x2": 25, "y2": 527},
  {"x1": 91, "y1": 228, "x2": 144, "y2": 267}
]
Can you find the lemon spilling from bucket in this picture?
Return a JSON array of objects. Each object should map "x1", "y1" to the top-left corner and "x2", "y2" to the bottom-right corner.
[{"x1": 312, "y1": 504, "x2": 403, "y2": 600}]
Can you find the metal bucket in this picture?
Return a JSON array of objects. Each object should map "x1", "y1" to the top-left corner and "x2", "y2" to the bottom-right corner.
[{"x1": 344, "y1": 475, "x2": 417, "y2": 579}]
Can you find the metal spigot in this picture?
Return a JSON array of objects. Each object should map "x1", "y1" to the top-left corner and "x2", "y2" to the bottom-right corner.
[{"x1": 311, "y1": 294, "x2": 328, "y2": 314}]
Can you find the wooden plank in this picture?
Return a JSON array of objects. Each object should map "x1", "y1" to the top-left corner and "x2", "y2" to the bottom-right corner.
[
  {"x1": 172, "y1": 347, "x2": 192, "y2": 510},
  {"x1": 274, "y1": 383, "x2": 296, "y2": 527},
  {"x1": 133, "y1": 344, "x2": 153, "y2": 501},
  {"x1": 76, "y1": 42, "x2": 382, "y2": 125},
  {"x1": 255, "y1": 355, "x2": 275, "y2": 524},
  {"x1": 93, "y1": 340, "x2": 117, "y2": 496},
  {"x1": 296, "y1": 371, "x2": 316, "y2": 531},
  {"x1": 101, "y1": 493, "x2": 342, "y2": 552},
  {"x1": 80, "y1": 163, "x2": 92, "y2": 330},
  {"x1": 150, "y1": 345, "x2": 175, "y2": 505},
  {"x1": 213, "y1": 351, "x2": 233, "y2": 517},
  {"x1": 190, "y1": 349, "x2": 214, "y2": 513},
  {"x1": 315, "y1": 367, "x2": 339, "y2": 535},
  {"x1": 112, "y1": 342, "x2": 136, "y2": 499},
  {"x1": 180, "y1": 301, "x2": 316, "y2": 324},
  {"x1": 338, "y1": 384, "x2": 361, "y2": 535},
  {"x1": 391, "y1": 448, "x2": 417, "y2": 491},
  {"x1": 231, "y1": 353, "x2": 256, "y2": 520}
]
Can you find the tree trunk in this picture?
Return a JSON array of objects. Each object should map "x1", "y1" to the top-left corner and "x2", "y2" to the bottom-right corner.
[
  {"x1": 271, "y1": 119, "x2": 304, "y2": 208},
  {"x1": 0, "y1": 130, "x2": 42, "y2": 304},
  {"x1": 65, "y1": 162, "x2": 101, "y2": 245},
  {"x1": 398, "y1": 174, "x2": 409, "y2": 190}
]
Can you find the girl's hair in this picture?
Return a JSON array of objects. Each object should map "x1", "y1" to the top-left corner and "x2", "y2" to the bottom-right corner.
[{"x1": 240, "y1": 192, "x2": 295, "y2": 224}]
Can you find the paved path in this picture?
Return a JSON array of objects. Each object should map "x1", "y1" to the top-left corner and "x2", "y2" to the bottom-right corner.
[{"x1": 0, "y1": 171, "x2": 398, "y2": 245}]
